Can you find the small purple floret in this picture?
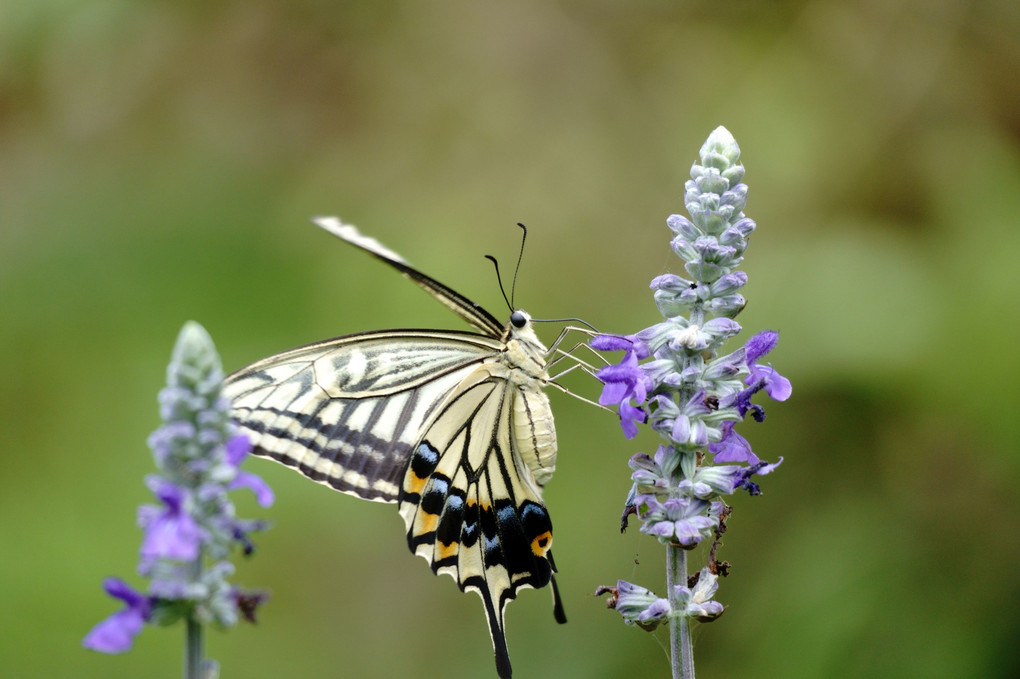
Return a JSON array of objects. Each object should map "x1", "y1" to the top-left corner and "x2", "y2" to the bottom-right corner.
[
  {"x1": 593, "y1": 335, "x2": 653, "y2": 439},
  {"x1": 640, "y1": 597, "x2": 672, "y2": 622},
  {"x1": 225, "y1": 434, "x2": 275, "y2": 507},
  {"x1": 735, "y1": 457, "x2": 783, "y2": 495},
  {"x1": 139, "y1": 479, "x2": 203, "y2": 561},
  {"x1": 708, "y1": 421, "x2": 759, "y2": 465},
  {"x1": 637, "y1": 494, "x2": 717, "y2": 546},
  {"x1": 744, "y1": 330, "x2": 791, "y2": 400},
  {"x1": 82, "y1": 578, "x2": 152, "y2": 653}
]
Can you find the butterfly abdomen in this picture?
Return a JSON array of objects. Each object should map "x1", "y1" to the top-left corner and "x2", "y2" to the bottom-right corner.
[{"x1": 513, "y1": 387, "x2": 557, "y2": 488}]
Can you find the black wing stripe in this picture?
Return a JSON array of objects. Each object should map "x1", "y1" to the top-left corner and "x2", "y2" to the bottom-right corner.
[
  {"x1": 236, "y1": 387, "x2": 444, "y2": 503},
  {"x1": 236, "y1": 403, "x2": 409, "y2": 501}
]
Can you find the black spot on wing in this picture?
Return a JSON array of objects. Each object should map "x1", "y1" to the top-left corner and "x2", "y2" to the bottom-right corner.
[
  {"x1": 481, "y1": 502, "x2": 501, "y2": 569},
  {"x1": 461, "y1": 498, "x2": 480, "y2": 548},
  {"x1": 409, "y1": 441, "x2": 440, "y2": 484},
  {"x1": 493, "y1": 500, "x2": 554, "y2": 590},
  {"x1": 521, "y1": 501, "x2": 552, "y2": 545},
  {"x1": 419, "y1": 475, "x2": 447, "y2": 514},
  {"x1": 435, "y1": 489, "x2": 466, "y2": 547},
  {"x1": 494, "y1": 500, "x2": 531, "y2": 574}
]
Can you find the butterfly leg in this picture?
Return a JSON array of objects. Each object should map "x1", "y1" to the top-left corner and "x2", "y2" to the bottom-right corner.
[
  {"x1": 548, "y1": 360, "x2": 593, "y2": 381},
  {"x1": 544, "y1": 378, "x2": 613, "y2": 411},
  {"x1": 545, "y1": 325, "x2": 599, "y2": 356},
  {"x1": 546, "y1": 343, "x2": 605, "y2": 376}
]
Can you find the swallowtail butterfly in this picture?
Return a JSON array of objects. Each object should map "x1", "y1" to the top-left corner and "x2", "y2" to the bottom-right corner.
[{"x1": 224, "y1": 217, "x2": 579, "y2": 678}]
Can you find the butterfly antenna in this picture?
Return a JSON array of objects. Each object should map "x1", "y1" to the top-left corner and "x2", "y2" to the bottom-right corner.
[
  {"x1": 484, "y1": 254, "x2": 513, "y2": 313},
  {"x1": 511, "y1": 222, "x2": 527, "y2": 308}
]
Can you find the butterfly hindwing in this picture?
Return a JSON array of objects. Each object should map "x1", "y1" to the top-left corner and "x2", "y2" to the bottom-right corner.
[{"x1": 399, "y1": 368, "x2": 555, "y2": 678}]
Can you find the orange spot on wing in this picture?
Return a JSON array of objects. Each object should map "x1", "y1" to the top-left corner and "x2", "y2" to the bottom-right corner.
[
  {"x1": 530, "y1": 530, "x2": 553, "y2": 557},
  {"x1": 436, "y1": 541, "x2": 458, "y2": 561},
  {"x1": 405, "y1": 472, "x2": 427, "y2": 496},
  {"x1": 415, "y1": 510, "x2": 439, "y2": 535}
]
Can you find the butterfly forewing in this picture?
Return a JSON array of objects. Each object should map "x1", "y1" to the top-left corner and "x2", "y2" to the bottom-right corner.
[
  {"x1": 227, "y1": 331, "x2": 499, "y2": 502},
  {"x1": 314, "y1": 216, "x2": 504, "y2": 337},
  {"x1": 223, "y1": 219, "x2": 563, "y2": 678}
]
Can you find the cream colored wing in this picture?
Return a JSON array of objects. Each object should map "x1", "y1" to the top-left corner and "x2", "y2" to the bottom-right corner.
[
  {"x1": 224, "y1": 330, "x2": 501, "y2": 502},
  {"x1": 398, "y1": 365, "x2": 560, "y2": 679}
]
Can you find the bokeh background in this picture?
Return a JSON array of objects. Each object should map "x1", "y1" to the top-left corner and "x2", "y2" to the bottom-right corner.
[{"x1": 3, "y1": 1, "x2": 1018, "y2": 677}]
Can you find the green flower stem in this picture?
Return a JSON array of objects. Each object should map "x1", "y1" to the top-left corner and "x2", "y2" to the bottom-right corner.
[
  {"x1": 667, "y1": 545, "x2": 694, "y2": 679},
  {"x1": 185, "y1": 557, "x2": 203, "y2": 679}
]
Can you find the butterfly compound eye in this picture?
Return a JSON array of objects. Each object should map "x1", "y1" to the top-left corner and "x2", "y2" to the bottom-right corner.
[{"x1": 510, "y1": 311, "x2": 528, "y2": 328}]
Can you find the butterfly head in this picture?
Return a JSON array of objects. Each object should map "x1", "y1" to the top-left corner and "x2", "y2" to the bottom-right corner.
[{"x1": 503, "y1": 309, "x2": 547, "y2": 372}]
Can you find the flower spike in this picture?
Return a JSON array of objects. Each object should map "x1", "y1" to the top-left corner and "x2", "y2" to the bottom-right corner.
[{"x1": 590, "y1": 127, "x2": 790, "y2": 677}]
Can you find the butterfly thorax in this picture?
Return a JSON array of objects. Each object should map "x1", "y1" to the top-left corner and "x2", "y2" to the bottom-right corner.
[{"x1": 495, "y1": 310, "x2": 557, "y2": 489}]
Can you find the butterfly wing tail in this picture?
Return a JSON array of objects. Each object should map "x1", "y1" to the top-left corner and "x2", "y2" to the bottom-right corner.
[
  {"x1": 550, "y1": 569, "x2": 567, "y2": 624},
  {"x1": 477, "y1": 586, "x2": 513, "y2": 679}
]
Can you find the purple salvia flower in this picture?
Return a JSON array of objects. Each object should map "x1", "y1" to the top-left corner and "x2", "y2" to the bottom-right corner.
[
  {"x1": 735, "y1": 458, "x2": 784, "y2": 496},
  {"x1": 590, "y1": 128, "x2": 788, "y2": 670},
  {"x1": 649, "y1": 273, "x2": 690, "y2": 293},
  {"x1": 744, "y1": 328, "x2": 777, "y2": 362},
  {"x1": 147, "y1": 420, "x2": 197, "y2": 467},
  {"x1": 617, "y1": 401, "x2": 648, "y2": 440},
  {"x1": 593, "y1": 335, "x2": 653, "y2": 438},
  {"x1": 638, "y1": 317, "x2": 742, "y2": 357},
  {"x1": 674, "y1": 568, "x2": 724, "y2": 622},
  {"x1": 628, "y1": 445, "x2": 681, "y2": 494},
  {"x1": 640, "y1": 358, "x2": 687, "y2": 389},
  {"x1": 752, "y1": 363, "x2": 791, "y2": 401},
  {"x1": 641, "y1": 597, "x2": 672, "y2": 624},
  {"x1": 670, "y1": 390, "x2": 711, "y2": 447},
  {"x1": 225, "y1": 434, "x2": 275, "y2": 508},
  {"x1": 138, "y1": 478, "x2": 203, "y2": 561},
  {"x1": 607, "y1": 580, "x2": 672, "y2": 631},
  {"x1": 711, "y1": 271, "x2": 748, "y2": 297},
  {"x1": 673, "y1": 477, "x2": 715, "y2": 501},
  {"x1": 708, "y1": 421, "x2": 759, "y2": 465},
  {"x1": 147, "y1": 563, "x2": 199, "y2": 600},
  {"x1": 703, "y1": 347, "x2": 745, "y2": 383},
  {"x1": 636, "y1": 494, "x2": 719, "y2": 546},
  {"x1": 743, "y1": 330, "x2": 792, "y2": 401},
  {"x1": 647, "y1": 391, "x2": 714, "y2": 448},
  {"x1": 726, "y1": 330, "x2": 792, "y2": 419},
  {"x1": 82, "y1": 578, "x2": 152, "y2": 653},
  {"x1": 692, "y1": 458, "x2": 780, "y2": 497},
  {"x1": 85, "y1": 321, "x2": 272, "y2": 662},
  {"x1": 612, "y1": 579, "x2": 657, "y2": 612}
]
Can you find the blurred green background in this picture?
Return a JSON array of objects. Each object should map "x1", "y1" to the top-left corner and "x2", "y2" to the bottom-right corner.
[{"x1": 3, "y1": 0, "x2": 1018, "y2": 677}]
